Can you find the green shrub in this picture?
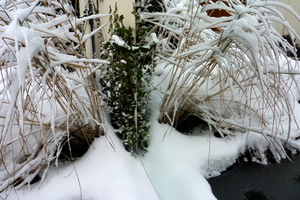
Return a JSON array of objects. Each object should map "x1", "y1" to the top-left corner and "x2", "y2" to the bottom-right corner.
[{"x1": 102, "y1": 6, "x2": 156, "y2": 154}]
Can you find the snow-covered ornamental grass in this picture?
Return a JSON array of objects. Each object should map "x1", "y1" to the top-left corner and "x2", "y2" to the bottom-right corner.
[
  {"x1": 142, "y1": 0, "x2": 300, "y2": 163},
  {"x1": 0, "y1": 0, "x2": 110, "y2": 192},
  {"x1": 1, "y1": 0, "x2": 300, "y2": 198}
]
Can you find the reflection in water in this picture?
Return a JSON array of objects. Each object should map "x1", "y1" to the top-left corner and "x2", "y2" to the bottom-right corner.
[
  {"x1": 244, "y1": 190, "x2": 269, "y2": 200},
  {"x1": 208, "y1": 153, "x2": 300, "y2": 200},
  {"x1": 295, "y1": 175, "x2": 300, "y2": 183}
]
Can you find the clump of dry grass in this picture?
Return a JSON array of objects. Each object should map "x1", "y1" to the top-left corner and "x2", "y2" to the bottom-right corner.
[
  {"x1": 0, "y1": 0, "x2": 110, "y2": 192},
  {"x1": 142, "y1": 0, "x2": 300, "y2": 162}
]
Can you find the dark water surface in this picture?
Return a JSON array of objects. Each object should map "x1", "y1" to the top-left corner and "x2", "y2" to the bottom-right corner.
[{"x1": 208, "y1": 153, "x2": 300, "y2": 200}]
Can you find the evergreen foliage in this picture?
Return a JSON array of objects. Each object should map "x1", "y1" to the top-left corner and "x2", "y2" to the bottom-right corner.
[{"x1": 102, "y1": 6, "x2": 156, "y2": 154}]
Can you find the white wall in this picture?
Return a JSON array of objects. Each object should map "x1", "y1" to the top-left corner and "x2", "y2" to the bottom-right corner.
[
  {"x1": 79, "y1": 0, "x2": 135, "y2": 58},
  {"x1": 97, "y1": 0, "x2": 135, "y2": 42},
  {"x1": 276, "y1": 0, "x2": 300, "y2": 41}
]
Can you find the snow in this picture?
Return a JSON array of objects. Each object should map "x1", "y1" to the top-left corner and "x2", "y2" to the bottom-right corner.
[
  {"x1": 1, "y1": 56, "x2": 249, "y2": 200},
  {"x1": 1, "y1": 58, "x2": 250, "y2": 199},
  {"x1": 3, "y1": 110, "x2": 248, "y2": 200},
  {"x1": 3, "y1": 124, "x2": 158, "y2": 200},
  {"x1": 1, "y1": 0, "x2": 300, "y2": 199},
  {"x1": 112, "y1": 35, "x2": 126, "y2": 47},
  {"x1": 140, "y1": 119, "x2": 245, "y2": 200}
]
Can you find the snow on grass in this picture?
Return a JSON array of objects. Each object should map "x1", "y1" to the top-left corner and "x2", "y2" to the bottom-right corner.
[
  {"x1": 3, "y1": 108, "x2": 248, "y2": 200},
  {"x1": 2, "y1": 51, "x2": 300, "y2": 200},
  {"x1": 3, "y1": 97, "x2": 250, "y2": 200},
  {"x1": 3, "y1": 123, "x2": 159, "y2": 200},
  {"x1": 0, "y1": 0, "x2": 108, "y2": 193},
  {"x1": 1, "y1": 59, "x2": 249, "y2": 199},
  {"x1": 1, "y1": 0, "x2": 300, "y2": 199},
  {"x1": 145, "y1": 0, "x2": 300, "y2": 164}
]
